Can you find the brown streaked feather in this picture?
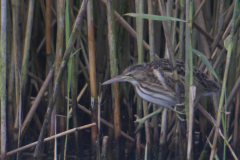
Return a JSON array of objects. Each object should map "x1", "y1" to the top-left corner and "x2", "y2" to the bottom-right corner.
[{"x1": 149, "y1": 59, "x2": 221, "y2": 96}]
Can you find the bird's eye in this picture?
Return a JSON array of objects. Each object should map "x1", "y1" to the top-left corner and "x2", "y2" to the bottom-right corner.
[{"x1": 126, "y1": 73, "x2": 132, "y2": 77}]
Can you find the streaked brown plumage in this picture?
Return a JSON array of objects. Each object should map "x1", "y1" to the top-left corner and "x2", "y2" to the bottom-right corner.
[{"x1": 102, "y1": 59, "x2": 221, "y2": 110}]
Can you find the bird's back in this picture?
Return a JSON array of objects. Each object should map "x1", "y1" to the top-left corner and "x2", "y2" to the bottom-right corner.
[{"x1": 149, "y1": 59, "x2": 221, "y2": 96}]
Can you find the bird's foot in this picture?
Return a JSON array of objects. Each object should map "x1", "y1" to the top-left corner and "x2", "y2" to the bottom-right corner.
[
  {"x1": 134, "y1": 115, "x2": 144, "y2": 133},
  {"x1": 175, "y1": 102, "x2": 184, "y2": 107},
  {"x1": 174, "y1": 103, "x2": 186, "y2": 121},
  {"x1": 134, "y1": 107, "x2": 164, "y2": 133}
]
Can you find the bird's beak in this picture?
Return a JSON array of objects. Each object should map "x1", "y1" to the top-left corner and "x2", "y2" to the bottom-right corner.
[{"x1": 102, "y1": 75, "x2": 126, "y2": 85}]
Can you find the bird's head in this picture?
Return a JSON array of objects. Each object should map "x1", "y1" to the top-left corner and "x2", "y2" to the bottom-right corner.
[{"x1": 102, "y1": 64, "x2": 149, "y2": 85}]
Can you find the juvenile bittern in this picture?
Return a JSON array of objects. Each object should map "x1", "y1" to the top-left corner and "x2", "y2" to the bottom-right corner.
[{"x1": 102, "y1": 59, "x2": 221, "y2": 130}]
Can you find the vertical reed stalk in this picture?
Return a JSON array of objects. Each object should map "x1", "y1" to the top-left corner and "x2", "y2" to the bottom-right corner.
[
  {"x1": 179, "y1": 0, "x2": 185, "y2": 60},
  {"x1": 233, "y1": 33, "x2": 240, "y2": 150},
  {"x1": 64, "y1": 0, "x2": 70, "y2": 159},
  {"x1": 185, "y1": 0, "x2": 193, "y2": 121},
  {"x1": 187, "y1": 86, "x2": 195, "y2": 160},
  {"x1": 1, "y1": 0, "x2": 7, "y2": 159},
  {"x1": 45, "y1": 0, "x2": 51, "y2": 56},
  {"x1": 159, "y1": 109, "x2": 168, "y2": 159},
  {"x1": 71, "y1": 25, "x2": 80, "y2": 160},
  {"x1": 11, "y1": 1, "x2": 22, "y2": 153},
  {"x1": 45, "y1": 1, "x2": 53, "y2": 151},
  {"x1": 135, "y1": 0, "x2": 144, "y2": 159},
  {"x1": 148, "y1": 0, "x2": 157, "y2": 158},
  {"x1": 186, "y1": 0, "x2": 193, "y2": 159},
  {"x1": 87, "y1": 0, "x2": 98, "y2": 158},
  {"x1": 107, "y1": 0, "x2": 121, "y2": 159},
  {"x1": 143, "y1": 100, "x2": 151, "y2": 159},
  {"x1": 53, "y1": 0, "x2": 65, "y2": 158},
  {"x1": 21, "y1": 0, "x2": 35, "y2": 109},
  {"x1": 233, "y1": 73, "x2": 240, "y2": 150},
  {"x1": 101, "y1": 136, "x2": 108, "y2": 159},
  {"x1": 7, "y1": 8, "x2": 15, "y2": 151},
  {"x1": 19, "y1": 5, "x2": 34, "y2": 155},
  {"x1": 210, "y1": 0, "x2": 239, "y2": 159}
]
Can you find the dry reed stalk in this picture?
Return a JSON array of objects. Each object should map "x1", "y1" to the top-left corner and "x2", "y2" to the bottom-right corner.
[
  {"x1": 33, "y1": 0, "x2": 89, "y2": 157},
  {"x1": 106, "y1": 0, "x2": 122, "y2": 158},
  {"x1": 1, "y1": 123, "x2": 96, "y2": 158}
]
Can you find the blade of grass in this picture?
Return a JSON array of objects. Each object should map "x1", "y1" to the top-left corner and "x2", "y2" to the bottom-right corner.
[
  {"x1": 125, "y1": 13, "x2": 187, "y2": 22},
  {"x1": 192, "y1": 49, "x2": 219, "y2": 81}
]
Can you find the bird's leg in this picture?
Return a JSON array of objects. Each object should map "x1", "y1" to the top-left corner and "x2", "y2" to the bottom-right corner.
[
  {"x1": 134, "y1": 107, "x2": 164, "y2": 133},
  {"x1": 174, "y1": 103, "x2": 186, "y2": 121}
]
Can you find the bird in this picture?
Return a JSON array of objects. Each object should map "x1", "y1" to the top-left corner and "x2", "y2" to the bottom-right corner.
[{"x1": 102, "y1": 59, "x2": 221, "y2": 111}]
